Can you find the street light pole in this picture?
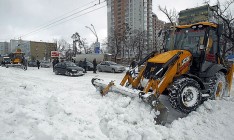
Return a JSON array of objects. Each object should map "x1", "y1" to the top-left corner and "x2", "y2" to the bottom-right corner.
[
  {"x1": 91, "y1": 24, "x2": 98, "y2": 42},
  {"x1": 85, "y1": 24, "x2": 100, "y2": 53},
  {"x1": 85, "y1": 24, "x2": 98, "y2": 43}
]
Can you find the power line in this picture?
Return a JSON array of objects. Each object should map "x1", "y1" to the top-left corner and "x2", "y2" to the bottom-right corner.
[
  {"x1": 19, "y1": 0, "x2": 98, "y2": 39},
  {"x1": 0, "y1": 0, "x2": 99, "y2": 42},
  {"x1": 24, "y1": 4, "x2": 106, "y2": 38},
  {"x1": 44, "y1": 5, "x2": 106, "y2": 32},
  {"x1": 20, "y1": 0, "x2": 106, "y2": 39}
]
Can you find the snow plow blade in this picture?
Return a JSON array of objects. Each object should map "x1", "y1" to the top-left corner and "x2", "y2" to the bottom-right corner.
[
  {"x1": 91, "y1": 78, "x2": 169, "y2": 125},
  {"x1": 6, "y1": 64, "x2": 27, "y2": 70},
  {"x1": 91, "y1": 78, "x2": 138, "y2": 97}
]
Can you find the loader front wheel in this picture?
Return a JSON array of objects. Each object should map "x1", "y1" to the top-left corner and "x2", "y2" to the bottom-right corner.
[{"x1": 168, "y1": 78, "x2": 202, "y2": 114}]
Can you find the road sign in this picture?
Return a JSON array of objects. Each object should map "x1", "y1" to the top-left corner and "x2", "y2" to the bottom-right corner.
[{"x1": 51, "y1": 51, "x2": 59, "y2": 57}]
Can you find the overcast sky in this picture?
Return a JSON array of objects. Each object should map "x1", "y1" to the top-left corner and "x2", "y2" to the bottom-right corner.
[{"x1": 0, "y1": 0, "x2": 233, "y2": 45}]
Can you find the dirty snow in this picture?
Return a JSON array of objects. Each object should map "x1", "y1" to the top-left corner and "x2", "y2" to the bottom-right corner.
[{"x1": 0, "y1": 67, "x2": 234, "y2": 140}]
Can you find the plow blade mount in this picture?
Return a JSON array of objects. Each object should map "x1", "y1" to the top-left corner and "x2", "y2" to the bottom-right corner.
[{"x1": 91, "y1": 78, "x2": 169, "y2": 125}]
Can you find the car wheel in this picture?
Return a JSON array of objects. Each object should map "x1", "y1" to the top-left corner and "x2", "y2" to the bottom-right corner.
[
  {"x1": 111, "y1": 68, "x2": 115, "y2": 73},
  {"x1": 54, "y1": 70, "x2": 59, "y2": 75},
  {"x1": 65, "y1": 70, "x2": 69, "y2": 76},
  {"x1": 98, "y1": 68, "x2": 102, "y2": 72}
]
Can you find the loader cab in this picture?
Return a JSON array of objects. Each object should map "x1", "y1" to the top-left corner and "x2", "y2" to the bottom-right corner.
[{"x1": 165, "y1": 22, "x2": 220, "y2": 75}]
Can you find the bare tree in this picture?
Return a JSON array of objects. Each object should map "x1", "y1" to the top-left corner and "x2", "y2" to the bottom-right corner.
[
  {"x1": 158, "y1": 6, "x2": 178, "y2": 25},
  {"x1": 204, "y1": 0, "x2": 234, "y2": 57},
  {"x1": 159, "y1": 6, "x2": 178, "y2": 50},
  {"x1": 129, "y1": 30, "x2": 146, "y2": 60},
  {"x1": 121, "y1": 23, "x2": 131, "y2": 59},
  {"x1": 71, "y1": 32, "x2": 81, "y2": 56},
  {"x1": 57, "y1": 39, "x2": 69, "y2": 52},
  {"x1": 79, "y1": 38, "x2": 91, "y2": 54},
  {"x1": 107, "y1": 29, "x2": 122, "y2": 62}
]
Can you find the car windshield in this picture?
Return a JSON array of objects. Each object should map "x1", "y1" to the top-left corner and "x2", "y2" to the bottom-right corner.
[
  {"x1": 66, "y1": 62, "x2": 77, "y2": 67},
  {"x1": 3, "y1": 57, "x2": 10, "y2": 62},
  {"x1": 42, "y1": 61, "x2": 50, "y2": 63},
  {"x1": 109, "y1": 61, "x2": 117, "y2": 65},
  {"x1": 87, "y1": 61, "x2": 92, "y2": 65},
  {"x1": 165, "y1": 27, "x2": 205, "y2": 54}
]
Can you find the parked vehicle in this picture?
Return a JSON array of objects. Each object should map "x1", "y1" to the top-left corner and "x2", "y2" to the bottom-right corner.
[
  {"x1": 28, "y1": 61, "x2": 37, "y2": 67},
  {"x1": 40, "y1": 61, "x2": 51, "y2": 68},
  {"x1": 1, "y1": 57, "x2": 11, "y2": 66},
  {"x1": 54, "y1": 61, "x2": 84, "y2": 76},
  {"x1": 97, "y1": 61, "x2": 125, "y2": 73},
  {"x1": 76, "y1": 60, "x2": 94, "y2": 71}
]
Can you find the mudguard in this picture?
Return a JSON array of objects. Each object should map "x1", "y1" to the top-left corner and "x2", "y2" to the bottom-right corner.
[
  {"x1": 200, "y1": 64, "x2": 227, "y2": 78},
  {"x1": 182, "y1": 74, "x2": 205, "y2": 90}
]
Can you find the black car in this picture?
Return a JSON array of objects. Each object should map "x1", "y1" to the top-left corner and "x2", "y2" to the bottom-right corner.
[
  {"x1": 76, "y1": 60, "x2": 94, "y2": 71},
  {"x1": 54, "y1": 61, "x2": 84, "y2": 76}
]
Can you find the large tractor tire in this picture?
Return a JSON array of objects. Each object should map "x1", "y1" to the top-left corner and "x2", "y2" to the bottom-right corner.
[
  {"x1": 208, "y1": 72, "x2": 227, "y2": 100},
  {"x1": 168, "y1": 78, "x2": 202, "y2": 114}
]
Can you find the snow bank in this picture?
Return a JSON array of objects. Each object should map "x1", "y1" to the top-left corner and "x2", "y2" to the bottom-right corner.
[{"x1": 0, "y1": 67, "x2": 234, "y2": 140}]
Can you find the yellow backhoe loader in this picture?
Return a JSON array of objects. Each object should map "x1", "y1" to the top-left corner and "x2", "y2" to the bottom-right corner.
[
  {"x1": 6, "y1": 49, "x2": 27, "y2": 70},
  {"x1": 91, "y1": 22, "x2": 233, "y2": 125}
]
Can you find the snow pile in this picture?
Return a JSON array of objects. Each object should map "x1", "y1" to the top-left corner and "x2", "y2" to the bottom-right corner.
[{"x1": 0, "y1": 67, "x2": 234, "y2": 140}]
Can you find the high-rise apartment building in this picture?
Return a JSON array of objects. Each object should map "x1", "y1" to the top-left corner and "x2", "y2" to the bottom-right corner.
[
  {"x1": 152, "y1": 13, "x2": 165, "y2": 52},
  {"x1": 107, "y1": 0, "x2": 153, "y2": 58}
]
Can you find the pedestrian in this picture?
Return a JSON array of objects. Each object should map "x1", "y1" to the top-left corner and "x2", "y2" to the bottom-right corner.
[
  {"x1": 78, "y1": 60, "x2": 82, "y2": 67},
  {"x1": 83, "y1": 58, "x2": 87, "y2": 73},
  {"x1": 93, "y1": 58, "x2": 97, "y2": 73},
  {"x1": 52, "y1": 59, "x2": 56, "y2": 71},
  {"x1": 56, "y1": 58, "x2": 59, "y2": 64},
  {"x1": 36, "y1": 60, "x2": 40, "y2": 69},
  {"x1": 130, "y1": 60, "x2": 136, "y2": 76}
]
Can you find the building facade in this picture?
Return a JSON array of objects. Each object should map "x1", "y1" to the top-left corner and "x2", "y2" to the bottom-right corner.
[
  {"x1": 178, "y1": 5, "x2": 218, "y2": 25},
  {"x1": 10, "y1": 39, "x2": 57, "y2": 61},
  {"x1": 107, "y1": 0, "x2": 153, "y2": 58},
  {"x1": 0, "y1": 42, "x2": 10, "y2": 56},
  {"x1": 30, "y1": 41, "x2": 57, "y2": 61},
  {"x1": 152, "y1": 13, "x2": 165, "y2": 52}
]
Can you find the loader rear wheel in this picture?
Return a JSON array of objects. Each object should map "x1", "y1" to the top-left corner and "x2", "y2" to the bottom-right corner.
[
  {"x1": 208, "y1": 72, "x2": 227, "y2": 100},
  {"x1": 168, "y1": 78, "x2": 202, "y2": 114}
]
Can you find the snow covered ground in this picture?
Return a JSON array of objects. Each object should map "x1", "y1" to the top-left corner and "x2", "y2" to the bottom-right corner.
[{"x1": 0, "y1": 66, "x2": 234, "y2": 140}]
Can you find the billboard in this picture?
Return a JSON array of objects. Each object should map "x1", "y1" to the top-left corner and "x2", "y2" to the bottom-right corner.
[
  {"x1": 94, "y1": 42, "x2": 100, "y2": 54},
  {"x1": 51, "y1": 51, "x2": 59, "y2": 57}
]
